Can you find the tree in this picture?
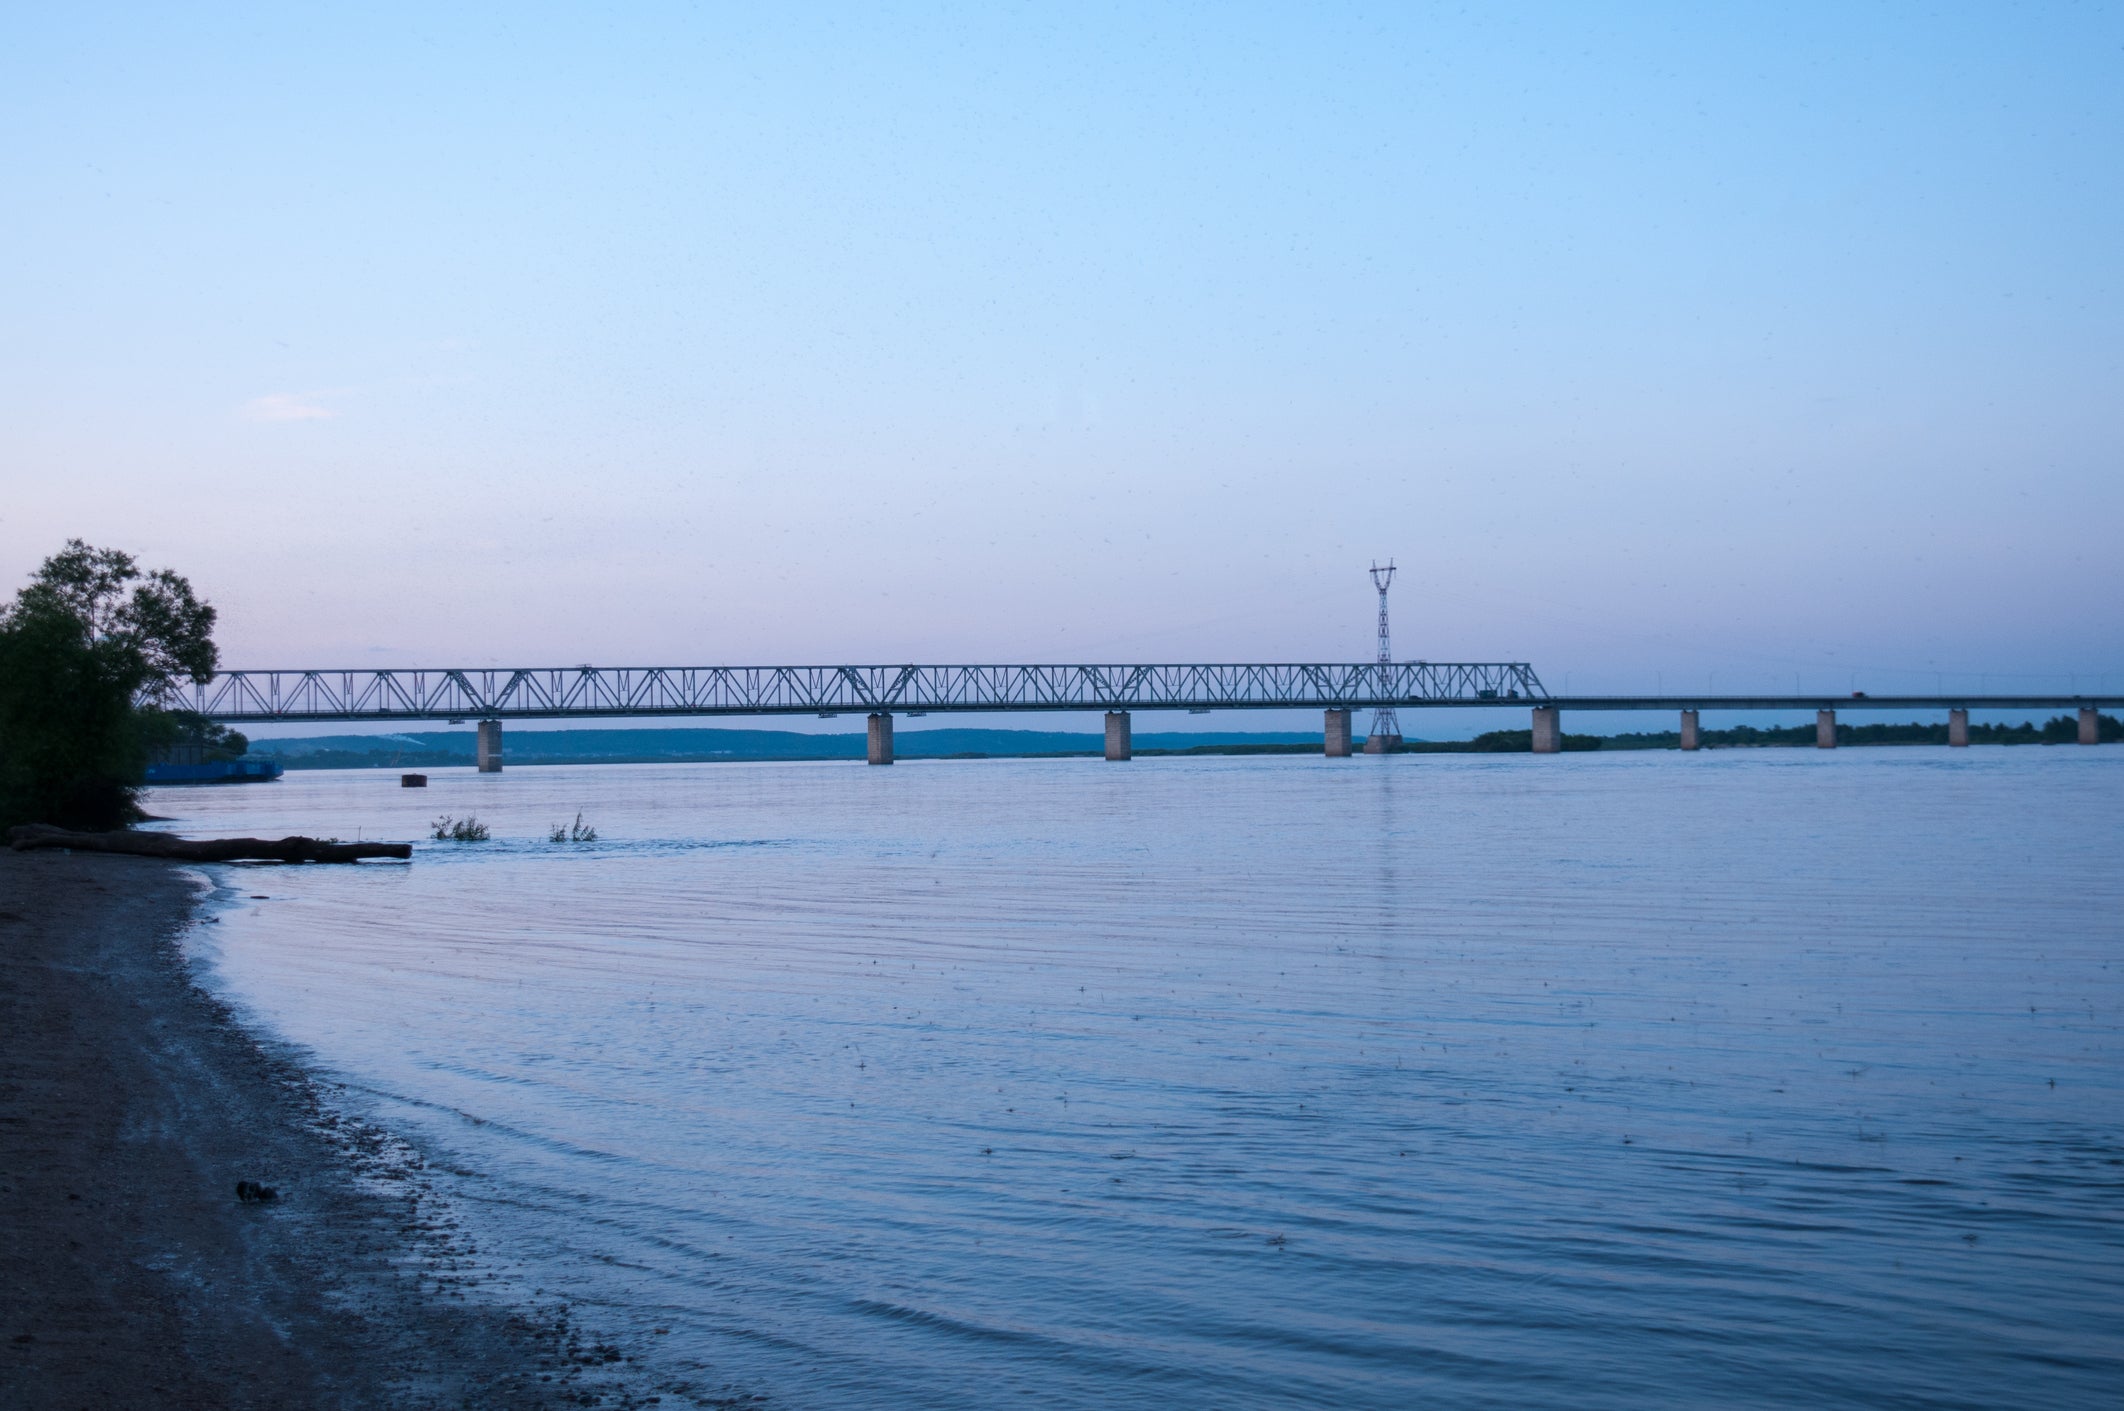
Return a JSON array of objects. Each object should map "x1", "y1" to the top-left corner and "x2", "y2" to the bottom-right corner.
[{"x1": 0, "y1": 540, "x2": 219, "y2": 828}]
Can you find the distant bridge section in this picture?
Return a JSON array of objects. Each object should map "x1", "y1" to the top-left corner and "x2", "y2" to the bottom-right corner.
[{"x1": 176, "y1": 661, "x2": 1551, "y2": 722}]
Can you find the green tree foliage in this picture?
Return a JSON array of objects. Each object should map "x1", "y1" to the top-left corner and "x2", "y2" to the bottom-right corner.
[{"x1": 0, "y1": 540, "x2": 219, "y2": 828}]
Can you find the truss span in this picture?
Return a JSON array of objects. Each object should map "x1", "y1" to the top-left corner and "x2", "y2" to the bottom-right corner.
[{"x1": 171, "y1": 662, "x2": 1550, "y2": 722}]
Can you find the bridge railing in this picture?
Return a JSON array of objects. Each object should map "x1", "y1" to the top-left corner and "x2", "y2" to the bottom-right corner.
[{"x1": 167, "y1": 661, "x2": 1551, "y2": 722}]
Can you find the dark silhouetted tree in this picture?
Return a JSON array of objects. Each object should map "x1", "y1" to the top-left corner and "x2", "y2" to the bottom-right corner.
[{"x1": 0, "y1": 540, "x2": 219, "y2": 828}]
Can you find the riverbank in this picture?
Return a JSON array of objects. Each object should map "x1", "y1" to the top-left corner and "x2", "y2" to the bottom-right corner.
[{"x1": 0, "y1": 851, "x2": 653, "y2": 1409}]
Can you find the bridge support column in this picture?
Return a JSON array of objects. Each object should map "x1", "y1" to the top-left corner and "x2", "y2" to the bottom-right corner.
[
  {"x1": 1949, "y1": 708, "x2": 1969, "y2": 747},
  {"x1": 1324, "y1": 708, "x2": 1352, "y2": 757},
  {"x1": 2081, "y1": 706, "x2": 2100, "y2": 745},
  {"x1": 1105, "y1": 711, "x2": 1132, "y2": 761},
  {"x1": 476, "y1": 719, "x2": 502, "y2": 773},
  {"x1": 1679, "y1": 709, "x2": 1700, "y2": 751},
  {"x1": 1531, "y1": 706, "x2": 1561, "y2": 754},
  {"x1": 867, "y1": 712, "x2": 894, "y2": 765},
  {"x1": 1817, "y1": 710, "x2": 1837, "y2": 749}
]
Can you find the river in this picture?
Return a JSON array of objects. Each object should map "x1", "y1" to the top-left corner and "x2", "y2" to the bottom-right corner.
[{"x1": 157, "y1": 747, "x2": 2124, "y2": 1408}]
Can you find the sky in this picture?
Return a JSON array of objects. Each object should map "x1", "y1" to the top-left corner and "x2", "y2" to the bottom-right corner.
[{"x1": 4, "y1": 2, "x2": 2121, "y2": 733}]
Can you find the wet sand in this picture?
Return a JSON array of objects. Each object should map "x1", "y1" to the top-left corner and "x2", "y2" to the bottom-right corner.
[{"x1": 0, "y1": 851, "x2": 652, "y2": 1410}]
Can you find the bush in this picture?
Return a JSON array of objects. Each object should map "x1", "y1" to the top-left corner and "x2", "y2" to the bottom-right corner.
[{"x1": 431, "y1": 815, "x2": 491, "y2": 842}]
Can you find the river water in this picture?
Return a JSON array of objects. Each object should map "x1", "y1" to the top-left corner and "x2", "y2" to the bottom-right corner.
[{"x1": 156, "y1": 748, "x2": 2123, "y2": 1409}]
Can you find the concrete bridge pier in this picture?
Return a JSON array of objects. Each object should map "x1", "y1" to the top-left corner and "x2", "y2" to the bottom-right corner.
[
  {"x1": 1817, "y1": 710, "x2": 1837, "y2": 749},
  {"x1": 1949, "y1": 708, "x2": 1969, "y2": 747},
  {"x1": 1105, "y1": 711, "x2": 1132, "y2": 761},
  {"x1": 2081, "y1": 706, "x2": 2101, "y2": 745},
  {"x1": 1531, "y1": 706, "x2": 1561, "y2": 754},
  {"x1": 476, "y1": 719, "x2": 503, "y2": 772},
  {"x1": 867, "y1": 712, "x2": 894, "y2": 765},
  {"x1": 1679, "y1": 709, "x2": 1700, "y2": 751},
  {"x1": 1324, "y1": 708, "x2": 1352, "y2": 757}
]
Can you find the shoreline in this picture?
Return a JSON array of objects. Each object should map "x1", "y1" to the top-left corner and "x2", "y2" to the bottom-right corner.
[{"x1": 0, "y1": 851, "x2": 655, "y2": 1409}]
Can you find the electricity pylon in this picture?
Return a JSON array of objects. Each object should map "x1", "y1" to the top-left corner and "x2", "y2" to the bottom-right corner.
[{"x1": 1366, "y1": 560, "x2": 1402, "y2": 752}]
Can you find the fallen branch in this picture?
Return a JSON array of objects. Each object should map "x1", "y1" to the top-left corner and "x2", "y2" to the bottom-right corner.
[{"x1": 6, "y1": 824, "x2": 411, "y2": 863}]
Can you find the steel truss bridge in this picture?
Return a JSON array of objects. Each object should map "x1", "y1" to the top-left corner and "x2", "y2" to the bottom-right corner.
[
  {"x1": 167, "y1": 663, "x2": 2113, "y2": 724},
  {"x1": 166, "y1": 663, "x2": 2111, "y2": 763},
  {"x1": 174, "y1": 661, "x2": 1552, "y2": 722}
]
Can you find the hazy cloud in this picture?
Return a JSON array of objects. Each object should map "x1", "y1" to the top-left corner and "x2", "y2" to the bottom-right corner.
[{"x1": 239, "y1": 391, "x2": 340, "y2": 422}]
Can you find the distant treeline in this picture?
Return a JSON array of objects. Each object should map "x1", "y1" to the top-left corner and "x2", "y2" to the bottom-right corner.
[
  {"x1": 253, "y1": 726, "x2": 1319, "y2": 769},
  {"x1": 1603, "y1": 715, "x2": 2121, "y2": 750},
  {"x1": 1393, "y1": 714, "x2": 2121, "y2": 753},
  {"x1": 1402, "y1": 730, "x2": 1602, "y2": 753},
  {"x1": 244, "y1": 715, "x2": 2121, "y2": 769}
]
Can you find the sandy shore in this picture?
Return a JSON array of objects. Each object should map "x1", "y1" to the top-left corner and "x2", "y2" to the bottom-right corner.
[{"x1": 0, "y1": 851, "x2": 656, "y2": 1410}]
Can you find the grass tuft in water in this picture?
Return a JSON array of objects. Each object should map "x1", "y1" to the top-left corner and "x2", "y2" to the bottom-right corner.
[{"x1": 547, "y1": 812, "x2": 599, "y2": 844}]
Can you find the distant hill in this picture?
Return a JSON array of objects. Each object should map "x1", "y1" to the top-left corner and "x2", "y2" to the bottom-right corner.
[{"x1": 250, "y1": 726, "x2": 1329, "y2": 769}]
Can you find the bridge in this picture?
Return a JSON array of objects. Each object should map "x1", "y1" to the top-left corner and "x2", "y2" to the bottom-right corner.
[{"x1": 170, "y1": 662, "x2": 2113, "y2": 768}]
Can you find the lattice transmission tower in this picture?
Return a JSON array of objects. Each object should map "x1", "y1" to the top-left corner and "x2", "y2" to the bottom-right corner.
[{"x1": 1366, "y1": 560, "x2": 1403, "y2": 751}]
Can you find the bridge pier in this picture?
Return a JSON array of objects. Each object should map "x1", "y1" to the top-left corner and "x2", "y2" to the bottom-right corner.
[
  {"x1": 1679, "y1": 709, "x2": 1700, "y2": 751},
  {"x1": 1817, "y1": 710, "x2": 1837, "y2": 749},
  {"x1": 1324, "y1": 708, "x2": 1352, "y2": 757},
  {"x1": 476, "y1": 719, "x2": 503, "y2": 772},
  {"x1": 1105, "y1": 711, "x2": 1132, "y2": 761},
  {"x1": 867, "y1": 712, "x2": 894, "y2": 765},
  {"x1": 1949, "y1": 708, "x2": 1969, "y2": 747},
  {"x1": 2081, "y1": 706, "x2": 2100, "y2": 745},
  {"x1": 1531, "y1": 706, "x2": 1561, "y2": 754}
]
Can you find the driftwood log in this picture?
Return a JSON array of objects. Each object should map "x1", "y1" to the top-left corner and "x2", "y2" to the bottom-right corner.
[{"x1": 7, "y1": 824, "x2": 411, "y2": 863}]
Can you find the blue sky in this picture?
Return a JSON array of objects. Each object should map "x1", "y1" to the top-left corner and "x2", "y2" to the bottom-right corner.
[{"x1": 4, "y1": 3, "x2": 2120, "y2": 725}]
